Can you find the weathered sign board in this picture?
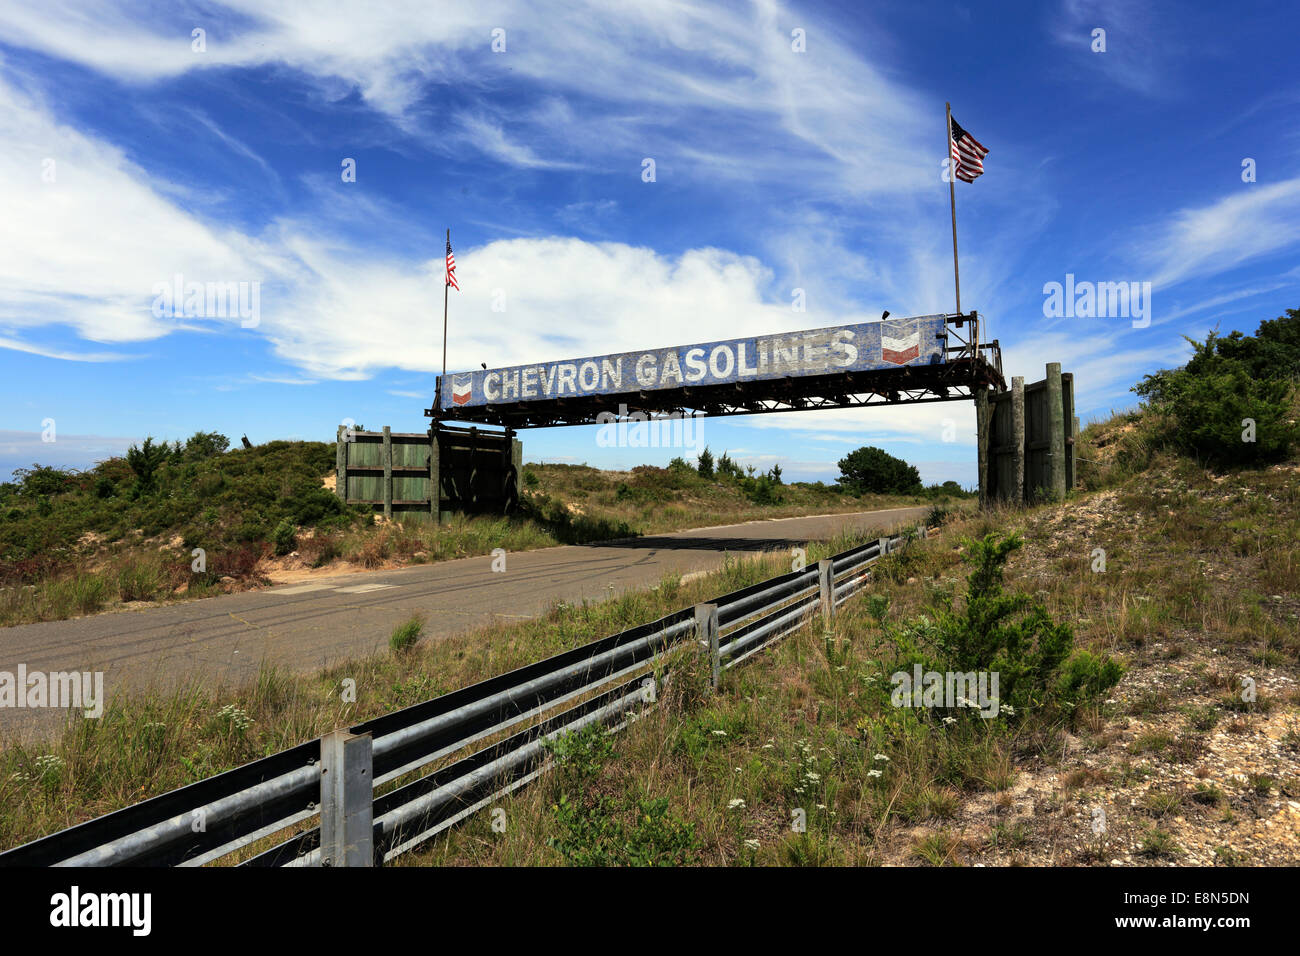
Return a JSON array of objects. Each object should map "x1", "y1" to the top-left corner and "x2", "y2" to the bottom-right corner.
[{"x1": 439, "y1": 314, "x2": 947, "y2": 409}]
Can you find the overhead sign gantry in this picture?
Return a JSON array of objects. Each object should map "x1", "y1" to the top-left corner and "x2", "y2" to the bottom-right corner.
[{"x1": 427, "y1": 312, "x2": 1003, "y2": 428}]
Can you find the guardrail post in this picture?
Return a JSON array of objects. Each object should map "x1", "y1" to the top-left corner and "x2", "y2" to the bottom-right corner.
[
  {"x1": 695, "y1": 603, "x2": 719, "y2": 691},
  {"x1": 320, "y1": 730, "x2": 374, "y2": 867},
  {"x1": 878, "y1": 536, "x2": 889, "y2": 557},
  {"x1": 817, "y1": 559, "x2": 835, "y2": 625}
]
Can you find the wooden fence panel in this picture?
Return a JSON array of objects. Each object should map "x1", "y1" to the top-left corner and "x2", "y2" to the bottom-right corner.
[{"x1": 335, "y1": 426, "x2": 520, "y2": 522}]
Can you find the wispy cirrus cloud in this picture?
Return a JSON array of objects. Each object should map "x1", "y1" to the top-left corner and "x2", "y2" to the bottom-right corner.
[
  {"x1": 1139, "y1": 178, "x2": 1300, "y2": 290},
  {"x1": 1050, "y1": 0, "x2": 1182, "y2": 97},
  {"x1": 0, "y1": 1, "x2": 937, "y2": 194}
]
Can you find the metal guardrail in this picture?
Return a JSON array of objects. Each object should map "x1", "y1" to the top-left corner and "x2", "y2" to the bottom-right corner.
[{"x1": 0, "y1": 525, "x2": 924, "y2": 867}]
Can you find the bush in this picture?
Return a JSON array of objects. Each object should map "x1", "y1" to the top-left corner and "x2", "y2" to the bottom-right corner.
[
  {"x1": 183, "y1": 431, "x2": 230, "y2": 461},
  {"x1": 126, "y1": 437, "x2": 170, "y2": 494},
  {"x1": 837, "y1": 446, "x2": 922, "y2": 495},
  {"x1": 889, "y1": 532, "x2": 1121, "y2": 722},
  {"x1": 740, "y1": 474, "x2": 783, "y2": 505},
  {"x1": 696, "y1": 446, "x2": 715, "y2": 479},
  {"x1": 272, "y1": 519, "x2": 297, "y2": 556},
  {"x1": 715, "y1": 451, "x2": 744, "y2": 480},
  {"x1": 11, "y1": 464, "x2": 79, "y2": 498},
  {"x1": 925, "y1": 504, "x2": 951, "y2": 528},
  {"x1": 1134, "y1": 311, "x2": 1300, "y2": 468}
]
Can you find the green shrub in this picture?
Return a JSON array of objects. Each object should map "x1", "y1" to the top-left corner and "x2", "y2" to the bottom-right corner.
[
  {"x1": 925, "y1": 504, "x2": 951, "y2": 528},
  {"x1": 1134, "y1": 311, "x2": 1300, "y2": 468},
  {"x1": 890, "y1": 533, "x2": 1122, "y2": 722},
  {"x1": 183, "y1": 431, "x2": 230, "y2": 461},
  {"x1": 740, "y1": 474, "x2": 783, "y2": 505},
  {"x1": 126, "y1": 437, "x2": 170, "y2": 493},
  {"x1": 696, "y1": 446, "x2": 715, "y2": 479},
  {"x1": 837, "y1": 446, "x2": 922, "y2": 495},
  {"x1": 272, "y1": 519, "x2": 297, "y2": 556}
]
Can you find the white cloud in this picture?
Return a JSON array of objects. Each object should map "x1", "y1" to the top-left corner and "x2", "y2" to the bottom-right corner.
[
  {"x1": 1051, "y1": 0, "x2": 1178, "y2": 97},
  {"x1": 0, "y1": 1, "x2": 936, "y2": 195},
  {"x1": 0, "y1": 73, "x2": 263, "y2": 347},
  {"x1": 1140, "y1": 178, "x2": 1300, "y2": 290}
]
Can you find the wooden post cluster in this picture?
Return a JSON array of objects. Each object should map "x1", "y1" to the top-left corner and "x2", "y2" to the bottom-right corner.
[{"x1": 977, "y1": 363, "x2": 1076, "y2": 507}]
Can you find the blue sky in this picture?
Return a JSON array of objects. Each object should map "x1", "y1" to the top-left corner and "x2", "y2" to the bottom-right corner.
[{"x1": 2, "y1": 0, "x2": 1298, "y2": 487}]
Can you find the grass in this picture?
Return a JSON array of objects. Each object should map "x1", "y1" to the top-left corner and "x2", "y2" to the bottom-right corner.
[
  {"x1": 0, "y1": 526, "x2": 882, "y2": 855},
  {"x1": 389, "y1": 614, "x2": 425, "y2": 653}
]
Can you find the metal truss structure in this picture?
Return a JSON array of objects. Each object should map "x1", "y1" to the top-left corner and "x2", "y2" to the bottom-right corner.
[{"x1": 427, "y1": 313, "x2": 1004, "y2": 430}]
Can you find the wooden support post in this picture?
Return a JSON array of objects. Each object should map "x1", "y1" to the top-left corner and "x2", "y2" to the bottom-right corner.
[
  {"x1": 319, "y1": 730, "x2": 373, "y2": 867},
  {"x1": 382, "y1": 426, "x2": 393, "y2": 521},
  {"x1": 468, "y1": 426, "x2": 478, "y2": 511},
  {"x1": 1046, "y1": 363, "x2": 1066, "y2": 501},
  {"x1": 817, "y1": 559, "x2": 835, "y2": 626},
  {"x1": 695, "y1": 603, "x2": 720, "y2": 691},
  {"x1": 1011, "y1": 376, "x2": 1026, "y2": 505},
  {"x1": 1073, "y1": 415, "x2": 1080, "y2": 490},
  {"x1": 975, "y1": 387, "x2": 991, "y2": 509},
  {"x1": 335, "y1": 425, "x2": 347, "y2": 503},
  {"x1": 1062, "y1": 371, "x2": 1077, "y2": 491},
  {"x1": 429, "y1": 425, "x2": 441, "y2": 524}
]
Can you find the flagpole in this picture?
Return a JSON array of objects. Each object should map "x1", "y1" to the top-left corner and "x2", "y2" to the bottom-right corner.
[
  {"x1": 946, "y1": 102, "x2": 961, "y2": 320},
  {"x1": 441, "y1": 227, "x2": 449, "y2": 403}
]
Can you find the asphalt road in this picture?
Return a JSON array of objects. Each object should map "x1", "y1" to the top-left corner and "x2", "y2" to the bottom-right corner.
[{"x1": 0, "y1": 506, "x2": 925, "y2": 740}]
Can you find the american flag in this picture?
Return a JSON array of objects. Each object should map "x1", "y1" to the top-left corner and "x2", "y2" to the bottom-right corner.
[
  {"x1": 949, "y1": 116, "x2": 988, "y2": 184},
  {"x1": 445, "y1": 237, "x2": 459, "y2": 291}
]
